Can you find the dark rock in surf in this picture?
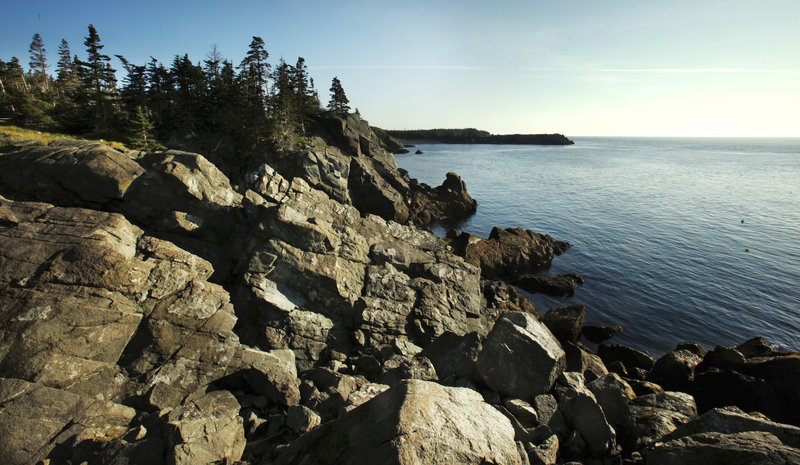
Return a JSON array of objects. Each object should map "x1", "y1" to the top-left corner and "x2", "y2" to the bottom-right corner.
[
  {"x1": 445, "y1": 227, "x2": 570, "y2": 280},
  {"x1": 541, "y1": 305, "x2": 586, "y2": 344},
  {"x1": 582, "y1": 324, "x2": 624, "y2": 344},
  {"x1": 514, "y1": 273, "x2": 584, "y2": 298},
  {"x1": 647, "y1": 349, "x2": 702, "y2": 393},
  {"x1": 407, "y1": 172, "x2": 477, "y2": 226},
  {"x1": 597, "y1": 343, "x2": 655, "y2": 379}
]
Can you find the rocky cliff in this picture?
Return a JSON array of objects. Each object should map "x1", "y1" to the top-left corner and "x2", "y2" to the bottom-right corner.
[{"x1": 0, "y1": 116, "x2": 798, "y2": 465}]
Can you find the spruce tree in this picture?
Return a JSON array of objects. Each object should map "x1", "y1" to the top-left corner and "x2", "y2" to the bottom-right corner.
[
  {"x1": 328, "y1": 76, "x2": 350, "y2": 114},
  {"x1": 28, "y1": 33, "x2": 48, "y2": 91},
  {"x1": 126, "y1": 105, "x2": 158, "y2": 150},
  {"x1": 116, "y1": 55, "x2": 148, "y2": 114},
  {"x1": 293, "y1": 57, "x2": 319, "y2": 118},
  {"x1": 80, "y1": 24, "x2": 117, "y2": 132},
  {"x1": 238, "y1": 36, "x2": 270, "y2": 105},
  {"x1": 55, "y1": 40, "x2": 76, "y2": 82}
]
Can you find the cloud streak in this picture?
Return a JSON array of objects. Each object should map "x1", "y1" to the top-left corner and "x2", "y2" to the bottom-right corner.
[
  {"x1": 310, "y1": 65, "x2": 493, "y2": 71},
  {"x1": 522, "y1": 67, "x2": 794, "y2": 74}
]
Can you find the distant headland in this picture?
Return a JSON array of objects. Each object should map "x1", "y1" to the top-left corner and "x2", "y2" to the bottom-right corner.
[{"x1": 383, "y1": 128, "x2": 575, "y2": 146}]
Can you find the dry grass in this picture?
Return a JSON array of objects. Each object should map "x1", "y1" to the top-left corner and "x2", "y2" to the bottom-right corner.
[{"x1": 0, "y1": 124, "x2": 126, "y2": 150}]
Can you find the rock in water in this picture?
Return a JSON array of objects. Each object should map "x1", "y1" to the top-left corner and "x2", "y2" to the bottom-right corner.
[
  {"x1": 541, "y1": 305, "x2": 586, "y2": 344},
  {"x1": 407, "y1": 172, "x2": 478, "y2": 226},
  {"x1": 581, "y1": 324, "x2": 624, "y2": 344},
  {"x1": 476, "y1": 311, "x2": 566, "y2": 400},
  {"x1": 274, "y1": 379, "x2": 525, "y2": 465},
  {"x1": 446, "y1": 227, "x2": 570, "y2": 280},
  {"x1": 514, "y1": 273, "x2": 584, "y2": 298}
]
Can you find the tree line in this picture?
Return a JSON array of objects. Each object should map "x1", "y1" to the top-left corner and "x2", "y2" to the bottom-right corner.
[{"x1": 0, "y1": 25, "x2": 352, "y2": 169}]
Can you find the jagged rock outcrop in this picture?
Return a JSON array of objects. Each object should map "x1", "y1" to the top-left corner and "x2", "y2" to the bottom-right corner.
[
  {"x1": 2, "y1": 131, "x2": 800, "y2": 465},
  {"x1": 236, "y1": 164, "x2": 492, "y2": 370},
  {"x1": 0, "y1": 196, "x2": 297, "y2": 464},
  {"x1": 407, "y1": 172, "x2": 478, "y2": 226}
]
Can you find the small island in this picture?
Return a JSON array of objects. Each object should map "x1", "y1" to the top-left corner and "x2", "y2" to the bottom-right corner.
[{"x1": 385, "y1": 128, "x2": 574, "y2": 145}]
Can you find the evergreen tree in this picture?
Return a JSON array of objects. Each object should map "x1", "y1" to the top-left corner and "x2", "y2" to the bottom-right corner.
[
  {"x1": 237, "y1": 37, "x2": 270, "y2": 142},
  {"x1": 238, "y1": 36, "x2": 270, "y2": 101},
  {"x1": 145, "y1": 57, "x2": 171, "y2": 130},
  {"x1": 203, "y1": 44, "x2": 223, "y2": 83},
  {"x1": 80, "y1": 24, "x2": 117, "y2": 133},
  {"x1": 28, "y1": 33, "x2": 48, "y2": 91},
  {"x1": 126, "y1": 105, "x2": 159, "y2": 150},
  {"x1": 116, "y1": 55, "x2": 148, "y2": 114},
  {"x1": 270, "y1": 59, "x2": 294, "y2": 122},
  {"x1": 170, "y1": 54, "x2": 207, "y2": 134},
  {"x1": 328, "y1": 76, "x2": 350, "y2": 113},
  {"x1": 56, "y1": 39, "x2": 74, "y2": 81},
  {"x1": 292, "y1": 57, "x2": 320, "y2": 122}
]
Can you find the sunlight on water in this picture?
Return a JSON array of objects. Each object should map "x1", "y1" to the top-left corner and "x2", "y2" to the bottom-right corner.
[{"x1": 397, "y1": 137, "x2": 800, "y2": 355}]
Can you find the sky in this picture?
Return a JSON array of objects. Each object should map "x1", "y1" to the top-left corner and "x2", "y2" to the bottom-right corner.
[{"x1": 2, "y1": 0, "x2": 799, "y2": 137}]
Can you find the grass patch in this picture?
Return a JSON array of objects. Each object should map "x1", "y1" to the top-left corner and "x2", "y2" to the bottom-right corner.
[{"x1": 0, "y1": 124, "x2": 126, "y2": 150}]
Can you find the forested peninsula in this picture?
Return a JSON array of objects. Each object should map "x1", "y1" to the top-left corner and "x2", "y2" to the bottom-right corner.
[{"x1": 385, "y1": 128, "x2": 574, "y2": 145}]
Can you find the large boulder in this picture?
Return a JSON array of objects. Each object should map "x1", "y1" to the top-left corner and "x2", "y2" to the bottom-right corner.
[
  {"x1": 645, "y1": 431, "x2": 800, "y2": 465},
  {"x1": 630, "y1": 391, "x2": 698, "y2": 448},
  {"x1": 663, "y1": 406, "x2": 800, "y2": 449},
  {"x1": 476, "y1": 311, "x2": 566, "y2": 400},
  {"x1": 0, "y1": 141, "x2": 144, "y2": 207},
  {"x1": 166, "y1": 390, "x2": 246, "y2": 465},
  {"x1": 0, "y1": 377, "x2": 136, "y2": 465},
  {"x1": 647, "y1": 348, "x2": 702, "y2": 393},
  {"x1": 693, "y1": 346, "x2": 800, "y2": 427},
  {"x1": 555, "y1": 373, "x2": 617, "y2": 457},
  {"x1": 273, "y1": 379, "x2": 525, "y2": 464}
]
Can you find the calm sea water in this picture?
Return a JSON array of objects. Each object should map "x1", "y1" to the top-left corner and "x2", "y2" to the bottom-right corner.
[{"x1": 396, "y1": 137, "x2": 800, "y2": 356}]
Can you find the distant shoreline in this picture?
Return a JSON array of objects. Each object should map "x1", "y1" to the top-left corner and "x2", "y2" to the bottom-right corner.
[{"x1": 385, "y1": 129, "x2": 575, "y2": 146}]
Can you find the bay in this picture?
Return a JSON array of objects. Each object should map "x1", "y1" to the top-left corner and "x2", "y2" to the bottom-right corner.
[{"x1": 396, "y1": 137, "x2": 800, "y2": 355}]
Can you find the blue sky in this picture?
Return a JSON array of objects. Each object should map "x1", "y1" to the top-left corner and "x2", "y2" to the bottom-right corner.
[{"x1": 2, "y1": 0, "x2": 799, "y2": 136}]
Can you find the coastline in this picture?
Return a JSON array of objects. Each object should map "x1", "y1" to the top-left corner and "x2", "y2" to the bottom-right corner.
[{"x1": 0, "y1": 116, "x2": 798, "y2": 464}]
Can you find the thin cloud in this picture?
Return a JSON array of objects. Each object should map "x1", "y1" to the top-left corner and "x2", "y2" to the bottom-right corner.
[
  {"x1": 310, "y1": 65, "x2": 493, "y2": 71},
  {"x1": 522, "y1": 67, "x2": 792, "y2": 74},
  {"x1": 599, "y1": 67, "x2": 784, "y2": 74}
]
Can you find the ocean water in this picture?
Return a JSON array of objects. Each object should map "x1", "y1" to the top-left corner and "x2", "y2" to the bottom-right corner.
[{"x1": 395, "y1": 137, "x2": 800, "y2": 356}]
